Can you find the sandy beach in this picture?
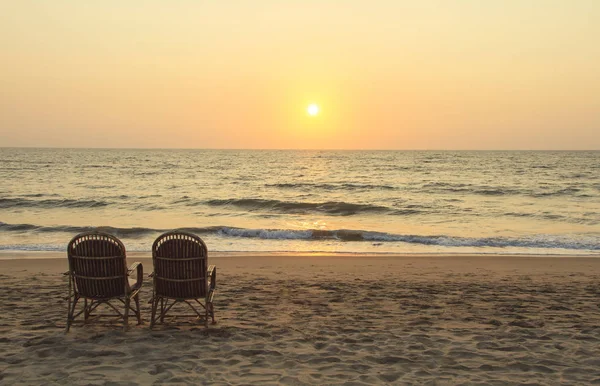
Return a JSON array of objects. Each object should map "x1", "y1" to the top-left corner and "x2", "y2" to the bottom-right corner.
[{"x1": 1, "y1": 252, "x2": 600, "y2": 385}]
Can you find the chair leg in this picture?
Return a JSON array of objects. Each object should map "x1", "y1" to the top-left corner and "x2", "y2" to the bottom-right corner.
[
  {"x1": 123, "y1": 298, "x2": 130, "y2": 331},
  {"x1": 150, "y1": 297, "x2": 158, "y2": 329},
  {"x1": 65, "y1": 295, "x2": 72, "y2": 333},
  {"x1": 209, "y1": 303, "x2": 216, "y2": 325},
  {"x1": 134, "y1": 294, "x2": 142, "y2": 325},
  {"x1": 204, "y1": 304, "x2": 209, "y2": 328},
  {"x1": 84, "y1": 298, "x2": 89, "y2": 323},
  {"x1": 66, "y1": 294, "x2": 79, "y2": 333},
  {"x1": 160, "y1": 298, "x2": 165, "y2": 323}
]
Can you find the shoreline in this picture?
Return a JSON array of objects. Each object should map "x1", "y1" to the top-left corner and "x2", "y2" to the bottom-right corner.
[
  {"x1": 3, "y1": 251, "x2": 600, "y2": 278},
  {"x1": 1, "y1": 249, "x2": 599, "y2": 261}
]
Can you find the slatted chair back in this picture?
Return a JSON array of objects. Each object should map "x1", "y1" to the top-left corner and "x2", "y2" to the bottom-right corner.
[
  {"x1": 152, "y1": 231, "x2": 208, "y2": 300},
  {"x1": 67, "y1": 232, "x2": 129, "y2": 299}
]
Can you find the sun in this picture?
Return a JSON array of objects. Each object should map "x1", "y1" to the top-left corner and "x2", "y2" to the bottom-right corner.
[{"x1": 307, "y1": 103, "x2": 319, "y2": 116}]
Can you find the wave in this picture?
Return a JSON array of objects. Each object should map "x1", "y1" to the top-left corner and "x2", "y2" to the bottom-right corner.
[
  {"x1": 420, "y1": 182, "x2": 597, "y2": 198},
  {"x1": 421, "y1": 183, "x2": 520, "y2": 196},
  {"x1": 20, "y1": 193, "x2": 61, "y2": 198},
  {"x1": 0, "y1": 195, "x2": 418, "y2": 215},
  {"x1": 265, "y1": 182, "x2": 395, "y2": 191},
  {"x1": 1, "y1": 222, "x2": 598, "y2": 251},
  {"x1": 0, "y1": 195, "x2": 165, "y2": 210},
  {"x1": 0, "y1": 222, "x2": 159, "y2": 237},
  {"x1": 204, "y1": 198, "x2": 395, "y2": 216},
  {"x1": 531, "y1": 188, "x2": 583, "y2": 197},
  {"x1": 0, "y1": 198, "x2": 109, "y2": 209}
]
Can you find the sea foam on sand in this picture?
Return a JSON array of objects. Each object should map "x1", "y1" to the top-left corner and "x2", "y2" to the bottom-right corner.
[{"x1": 1, "y1": 253, "x2": 600, "y2": 385}]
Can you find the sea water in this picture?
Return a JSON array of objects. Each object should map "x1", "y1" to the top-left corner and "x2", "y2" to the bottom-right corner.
[{"x1": 0, "y1": 148, "x2": 598, "y2": 255}]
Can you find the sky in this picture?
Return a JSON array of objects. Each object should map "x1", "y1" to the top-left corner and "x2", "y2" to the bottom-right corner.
[{"x1": 1, "y1": 1, "x2": 599, "y2": 150}]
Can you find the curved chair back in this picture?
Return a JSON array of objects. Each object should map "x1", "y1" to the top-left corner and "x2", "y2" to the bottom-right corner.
[
  {"x1": 67, "y1": 232, "x2": 129, "y2": 299},
  {"x1": 152, "y1": 231, "x2": 208, "y2": 299}
]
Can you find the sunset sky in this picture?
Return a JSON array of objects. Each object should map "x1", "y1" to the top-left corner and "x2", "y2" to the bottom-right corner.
[{"x1": 1, "y1": 1, "x2": 599, "y2": 149}]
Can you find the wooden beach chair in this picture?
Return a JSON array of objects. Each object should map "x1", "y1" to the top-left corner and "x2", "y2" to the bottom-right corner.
[
  {"x1": 149, "y1": 231, "x2": 216, "y2": 328},
  {"x1": 65, "y1": 232, "x2": 143, "y2": 332}
]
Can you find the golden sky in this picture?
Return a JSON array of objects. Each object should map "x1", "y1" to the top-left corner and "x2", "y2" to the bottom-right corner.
[{"x1": 1, "y1": 1, "x2": 599, "y2": 149}]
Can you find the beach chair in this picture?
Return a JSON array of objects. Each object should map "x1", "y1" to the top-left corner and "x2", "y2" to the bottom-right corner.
[
  {"x1": 149, "y1": 231, "x2": 216, "y2": 328},
  {"x1": 65, "y1": 232, "x2": 143, "y2": 332}
]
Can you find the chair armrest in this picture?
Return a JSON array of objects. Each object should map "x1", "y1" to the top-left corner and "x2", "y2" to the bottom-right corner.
[
  {"x1": 207, "y1": 265, "x2": 216, "y2": 290},
  {"x1": 128, "y1": 262, "x2": 144, "y2": 287}
]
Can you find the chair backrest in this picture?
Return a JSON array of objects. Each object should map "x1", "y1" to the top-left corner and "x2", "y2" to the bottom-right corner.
[
  {"x1": 152, "y1": 231, "x2": 208, "y2": 299},
  {"x1": 67, "y1": 232, "x2": 129, "y2": 299}
]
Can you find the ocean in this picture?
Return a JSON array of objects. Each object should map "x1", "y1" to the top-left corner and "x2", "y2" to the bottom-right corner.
[{"x1": 0, "y1": 148, "x2": 598, "y2": 255}]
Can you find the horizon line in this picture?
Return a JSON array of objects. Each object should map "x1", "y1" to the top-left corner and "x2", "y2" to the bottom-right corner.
[{"x1": 0, "y1": 146, "x2": 599, "y2": 152}]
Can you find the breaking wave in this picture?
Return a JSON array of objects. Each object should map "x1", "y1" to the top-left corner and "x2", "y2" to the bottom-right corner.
[{"x1": 1, "y1": 222, "x2": 598, "y2": 251}]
